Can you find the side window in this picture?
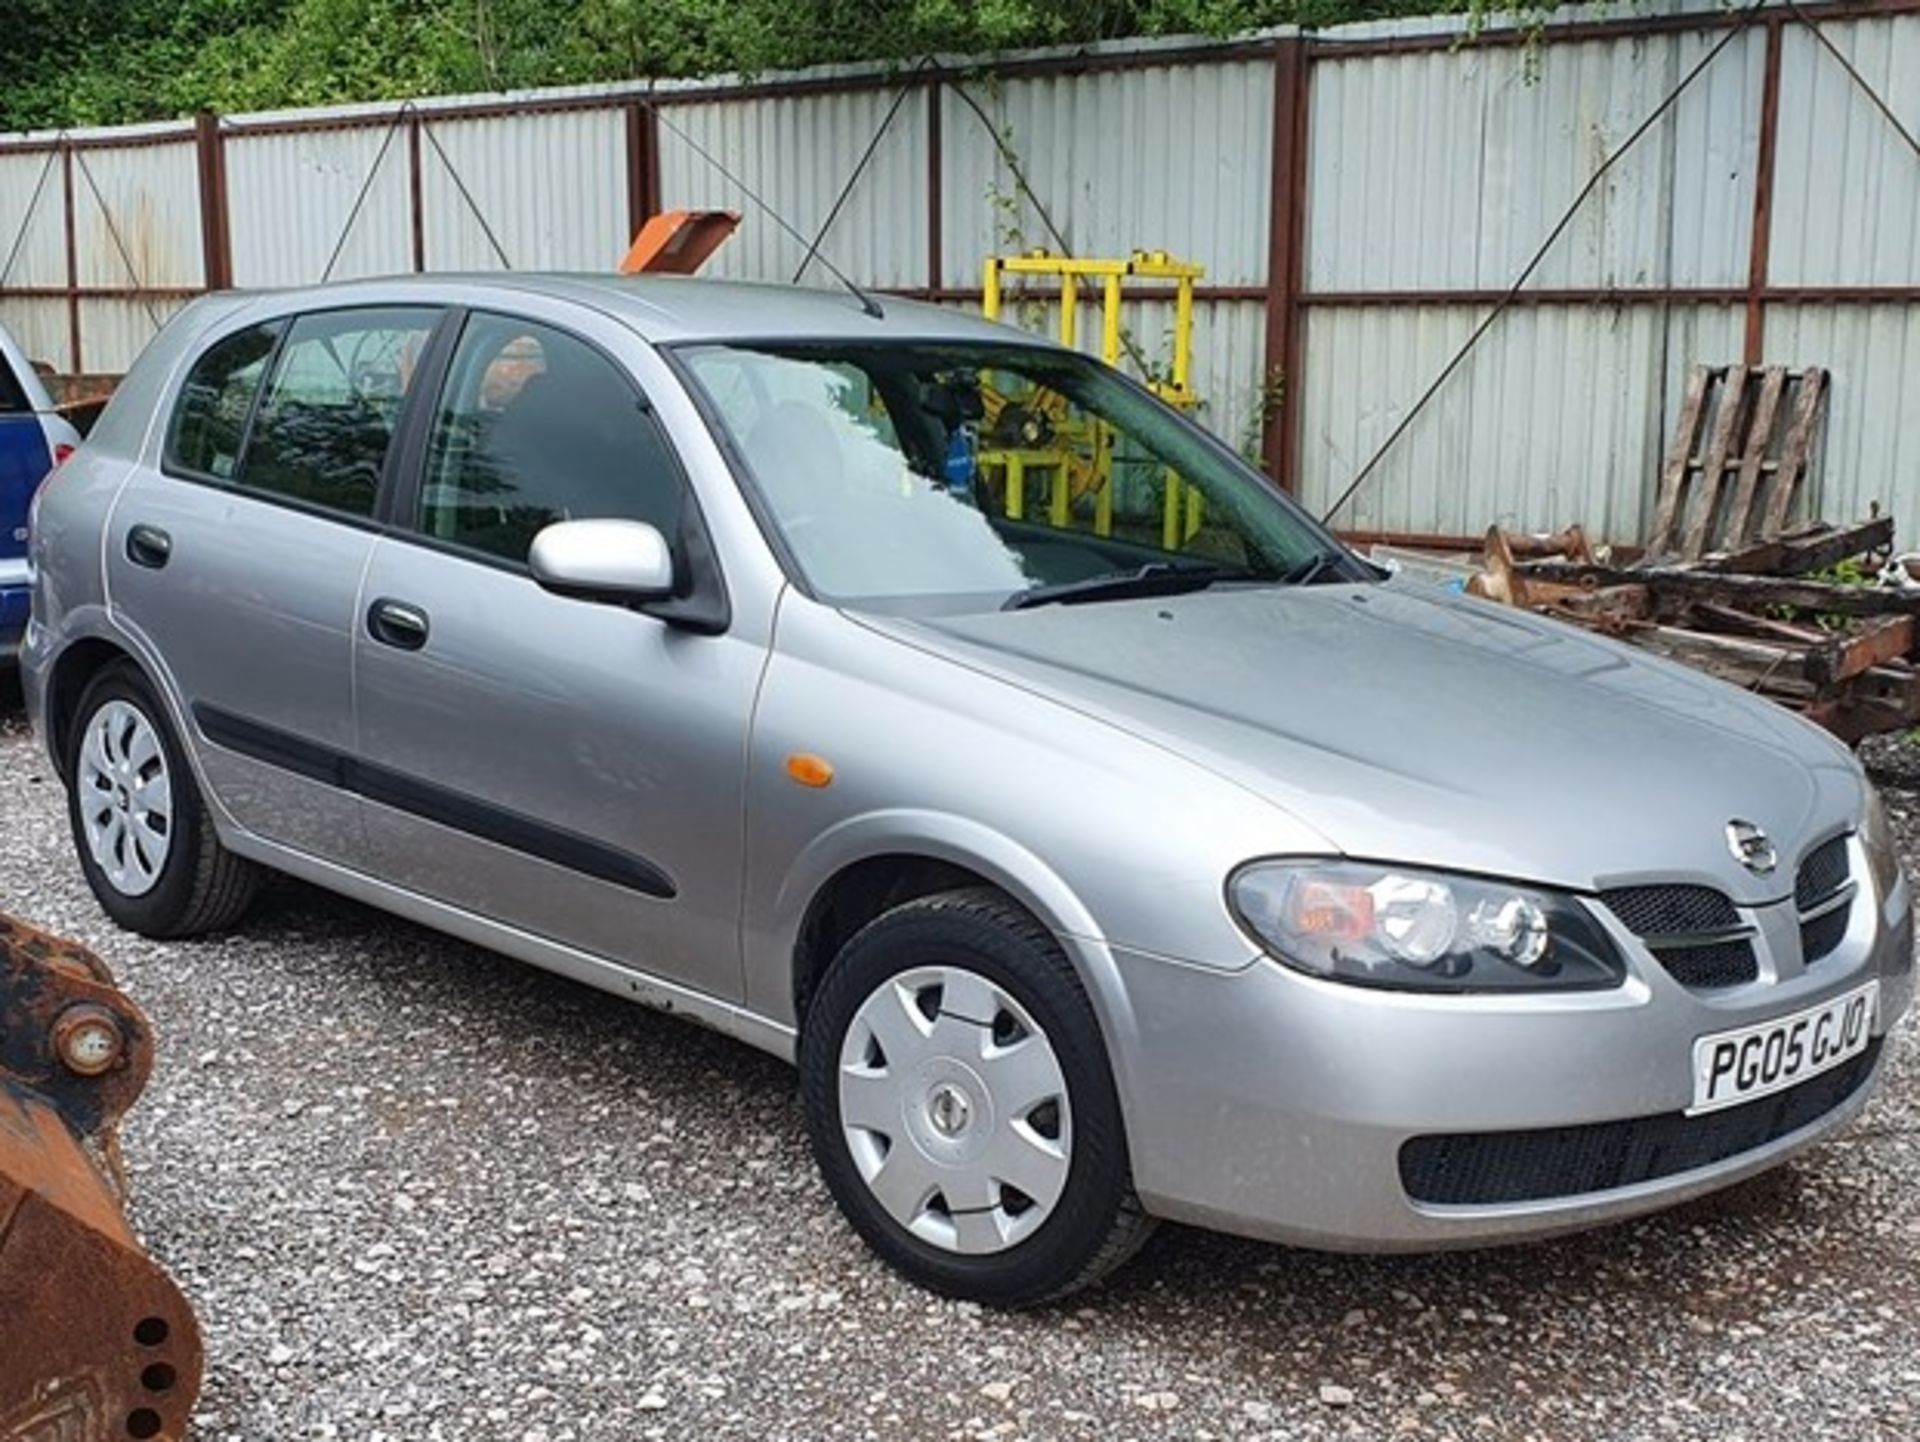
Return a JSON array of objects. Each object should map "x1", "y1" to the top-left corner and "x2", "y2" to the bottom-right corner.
[
  {"x1": 165, "y1": 322, "x2": 283, "y2": 480},
  {"x1": 419, "y1": 312, "x2": 684, "y2": 563},
  {"x1": 237, "y1": 307, "x2": 438, "y2": 517}
]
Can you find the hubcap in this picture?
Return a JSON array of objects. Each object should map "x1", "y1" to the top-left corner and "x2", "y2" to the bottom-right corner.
[
  {"x1": 839, "y1": 965, "x2": 1072, "y2": 1256},
  {"x1": 78, "y1": 699, "x2": 173, "y2": 898}
]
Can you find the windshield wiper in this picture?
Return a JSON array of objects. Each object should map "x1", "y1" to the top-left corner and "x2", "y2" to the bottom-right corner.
[
  {"x1": 1281, "y1": 547, "x2": 1348, "y2": 588},
  {"x1": 1004, "y1": 561, "x2": 1251, "y2": 611}
]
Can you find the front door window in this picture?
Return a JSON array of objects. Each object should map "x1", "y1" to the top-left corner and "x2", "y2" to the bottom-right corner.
[{"x1": 418, "y1": 313, "x2": 685, "y2": 562}]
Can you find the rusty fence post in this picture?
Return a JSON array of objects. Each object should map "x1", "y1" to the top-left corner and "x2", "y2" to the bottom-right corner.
[
  {"x1": 1744, "y1": 16, "x2": 1785, "y2": 365},
  {"x1": 60, "y1": 138, "x2": 81, "y2": 374},
  {"x1": 1262, "y1": 36, "x2": 1311, "y2": 491},
  {"x1": 926, "y1": 78, "x2": 944, "y2": 300},
  {"x1": 194, "y1": 111, "x2": 233, "y2": 292},
  {"x1": 625, "y1": 98, "x2": 661, "y2": 242},
  {"x1": 408, "y1": 113, "x2": 426, "y2": 272}
]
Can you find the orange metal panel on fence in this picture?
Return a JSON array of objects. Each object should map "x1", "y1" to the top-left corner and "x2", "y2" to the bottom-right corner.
[{"x1": 618, "y1": 209, "x2": 741, "y2": 275}]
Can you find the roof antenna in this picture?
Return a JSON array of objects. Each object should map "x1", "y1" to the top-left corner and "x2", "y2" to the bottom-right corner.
[{"x1": 639, "y1": 94, "x2": 884, "y2": 319}]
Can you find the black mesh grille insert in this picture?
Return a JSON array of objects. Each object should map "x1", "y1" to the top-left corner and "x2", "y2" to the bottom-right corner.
[
  {"x1": 1652, "y1": 938, "x2": 1760, "y2": 989},
  {"x1": 1600, "y1": 884, "x2": 1755, "y2": 990},
  {"x1": 1800, "y1": 906, "x2": 1850, "y2": 966},
  {"x1": 1400, "y1": 1040, "x2": 1882, "y2": 1206},
  {"x1": 1796, "y1": 835, "x2": 1851, "y2": 912},
  {"x1": 1599, "y1": 885, "x2": 1740, "y2": 938}
]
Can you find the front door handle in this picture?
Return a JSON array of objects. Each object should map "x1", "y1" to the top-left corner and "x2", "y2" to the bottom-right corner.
[
  {"x1": 126, "y1": 524, "x2": 172, "y2": 570},
  {"x1": 367, "y1": 597, "x2": 430, "y2": 651}
]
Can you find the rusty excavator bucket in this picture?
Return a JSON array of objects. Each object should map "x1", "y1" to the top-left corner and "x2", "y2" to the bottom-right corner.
[{"x1": 0, "y1": 915, "x2": 201, "y2": 1442}]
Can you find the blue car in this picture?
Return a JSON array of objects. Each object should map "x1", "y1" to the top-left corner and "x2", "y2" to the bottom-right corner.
[{"x1": 0, "y1": 325, "x2": 82, "y2": 663}]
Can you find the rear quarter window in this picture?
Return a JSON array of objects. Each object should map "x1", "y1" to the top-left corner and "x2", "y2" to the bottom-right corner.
[
  {"x1": 166, "y1": 322, "x2": 284, "y2": 480},
  {"x1": 237, "y1": 307, "x2": 438, "y2": 518}
]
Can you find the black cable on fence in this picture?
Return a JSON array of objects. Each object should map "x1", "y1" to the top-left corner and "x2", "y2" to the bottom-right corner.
[
  {"x1": 1785, "y1": 0, "x2": 1920, "y2": 163},
  {"x1": 70, "y1": 147, "x2": 165, "y2": 333},
  {"x1": 318, "y1": 101, "x2": 514, "y2": 278},
  {"x1": 943, "y1": 74, "x2": 1157, "y2": 377},
  {"x1": 792, "y1": 59, "x2": 932, "y2": 284},
  {"x1": 639, "y1": 90, "x2": 880, "y2": 313},
  {"x1": 320, "y1": 107, "x2": 408, "y2": 282},
  {"x1": 1317, "y1": 0, "x2": 1769, "y2": 527},
  {"x1": 0, "y1": 146, "x2": 57, "y2": 289},
  {"x1": 417, "y1": 118, "x2": 513, "y2": 269}
]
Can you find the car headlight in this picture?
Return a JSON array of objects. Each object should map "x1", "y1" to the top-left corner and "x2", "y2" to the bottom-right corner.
[
  {"x1": 1228, "y1": 860, "x2": 1626, "y2": 992},
  {"x1": 1862, "y1": 784, "x2": 1904, "y2": 901}
]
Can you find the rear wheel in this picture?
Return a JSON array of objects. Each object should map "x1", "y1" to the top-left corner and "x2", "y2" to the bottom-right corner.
[
  {"x1": 66, "y1": 663, "x2": 260, "y2": 938},
  {"x1": 800, "y1": 888, "x2": 1153, "y2": 1306}
]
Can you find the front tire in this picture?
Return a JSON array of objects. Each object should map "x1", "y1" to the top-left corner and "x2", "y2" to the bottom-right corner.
[
  {"x1": 800, "y1": 888, "x2": 1153, "y2": 1306},
  {"x1": 66, "y1": 663, "x2": 260, "y2": 938}
]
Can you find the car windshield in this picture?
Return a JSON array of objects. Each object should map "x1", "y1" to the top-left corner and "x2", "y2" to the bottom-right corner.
[{"x1": 679, "y1": 340, "x2": 1353, "y2": 612}]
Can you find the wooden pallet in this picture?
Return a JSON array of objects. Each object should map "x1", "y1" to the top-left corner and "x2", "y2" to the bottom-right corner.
[{"x1": 1645, "y1": 364, "x2": 1829, "y2": 561}]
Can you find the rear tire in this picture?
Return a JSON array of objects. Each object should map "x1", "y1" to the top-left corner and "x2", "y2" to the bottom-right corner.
[
  {"x1": 800, "y1": 887, "x2": 1154, "y2": 1306},
  {"x1": 66, "y1": 663, "x2": 260, "y2": 938}
]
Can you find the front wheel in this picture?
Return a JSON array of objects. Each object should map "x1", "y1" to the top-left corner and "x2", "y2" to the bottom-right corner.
[
  {"x1": 800, "y1": 888, "x2": 1153, "y2": 1306},
  {"x1": 66, "y1": 663, "x2": 260, "y2": 938}
]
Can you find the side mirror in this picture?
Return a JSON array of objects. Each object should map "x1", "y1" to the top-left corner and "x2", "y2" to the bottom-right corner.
[{"x1": 528, "y1": 518, "x2": 675, "y2": 602}]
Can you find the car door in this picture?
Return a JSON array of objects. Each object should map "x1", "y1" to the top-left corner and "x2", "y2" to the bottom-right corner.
[
  {"x1": 106, "y1": 304, "x2": 444, "y2": 864},
  {"x1": 353, "y1": 305, "x2": 763, "y2": 1001}
]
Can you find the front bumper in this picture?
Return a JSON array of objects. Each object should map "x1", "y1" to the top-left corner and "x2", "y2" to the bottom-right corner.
[{"x1": 1102, "y1": 869, "x2": 1913, "y2": 1251}]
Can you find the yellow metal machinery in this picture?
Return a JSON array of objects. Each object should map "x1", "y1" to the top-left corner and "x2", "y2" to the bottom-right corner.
[
  {"x1": 607, "y1": 225, "x2": 1214, "y2": 555},
  {"x1": 980, "y1": 250, "x2": 1206, "y2": 551}
]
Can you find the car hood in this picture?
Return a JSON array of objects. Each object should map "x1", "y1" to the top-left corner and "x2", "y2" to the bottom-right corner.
[{"x1": 858, "y1": 581, "x2": 1863, "y2": 905}]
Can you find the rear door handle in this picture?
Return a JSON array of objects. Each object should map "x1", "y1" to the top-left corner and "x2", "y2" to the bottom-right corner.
[
  {"x1": 126, "y1": 524, "x2": 172, "y2": 570},
  {"x1": 367, "y1": 597, "x2": 430, "y2": 651}
]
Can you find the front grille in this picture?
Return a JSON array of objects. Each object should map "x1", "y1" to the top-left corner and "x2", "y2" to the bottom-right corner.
[
  {"x1": 1599, "y1": 884, "x2": 1740, "y2": 937},
  {"x1": 1400, "y1": 1040, "x2": 1882, "y2": 1206},
  {"x1": 1796, "y1": 835, "x2": 1851, "y2": 911},
  {"x1": 1795, "y1": 835, "x2": 1854, "y2": 966},
  {"x1": 1652, "y1": 938, "x2": 1760, "y2": 989},
  {"x1": 1800, "y1": 906, "x2": 1851, "y2": 966},
  {"x1": 1599, "y1": 884, "x2": 1757, "y2": 989}
]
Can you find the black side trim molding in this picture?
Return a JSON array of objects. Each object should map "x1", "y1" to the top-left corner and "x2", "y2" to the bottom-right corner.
[
  {"x1": 195, "y1": 705, "x2": 348, "y2": 789},
  {"x1": 192, "y1": 703, "x2": 677, "y2": 900}
]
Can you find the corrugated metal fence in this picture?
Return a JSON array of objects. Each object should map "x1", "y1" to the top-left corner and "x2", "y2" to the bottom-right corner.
[{"x1": 2, "y1": 0, "x2": 1916, "y2": 546}]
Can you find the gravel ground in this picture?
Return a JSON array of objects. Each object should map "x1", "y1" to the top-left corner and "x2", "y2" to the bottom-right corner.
[{"x1": 6, "y1": 685, "x2": 1920, "y2": 1442}]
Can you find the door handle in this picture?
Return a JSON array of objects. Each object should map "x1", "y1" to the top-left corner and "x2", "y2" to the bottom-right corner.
[
  {"x1": 367, "y1": 597, "x2": 430, "y2": 651},
  {"x1": 126, "y1": 524, "x2": 172, "y2": 570}
]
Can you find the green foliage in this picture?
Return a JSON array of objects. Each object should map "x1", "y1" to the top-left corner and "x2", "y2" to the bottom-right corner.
[
  {"x1": 1812, "y1": 557, "x2": 1875, "y2": 588},
  {"x1": 2, "y1": 0, "x2": 1557, "y2": 131},
  {"x1": 1768, "y1": 556, "x2": 1878, "y2": 634},
  {"x1": 1239, "y1": 366, "x2": 1285, "y2": 467}
]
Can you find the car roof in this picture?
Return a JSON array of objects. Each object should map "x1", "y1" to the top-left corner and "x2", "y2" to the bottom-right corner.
[{"x1": 242, "y1": 273, "x2": 1025, "y2": 348}]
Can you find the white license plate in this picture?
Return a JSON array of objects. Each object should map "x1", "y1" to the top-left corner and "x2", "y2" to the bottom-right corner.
[{"x1": 1689, "y1": 981, "x2": 1879, "y2": 1115}]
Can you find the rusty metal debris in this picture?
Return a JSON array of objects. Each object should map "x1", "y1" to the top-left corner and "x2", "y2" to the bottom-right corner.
[
  {"x1": 1449, "y1": 359, "x2": 1920, "y2": 743},
  {"x1": 1470, "y1": 516, "x2": 1920, "y2": 743},
  {"x1": 1, "y1": 915, "x2": 201, "y2": 1442}
]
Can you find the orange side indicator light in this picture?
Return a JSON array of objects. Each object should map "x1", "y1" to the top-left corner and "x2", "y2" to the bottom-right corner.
[
  {"x1": 1291, "y1": 880, "x2": 1374, "y2": 941},
  {"x1": 786, "y1": 754, "x2": 836, "y2": 789}
]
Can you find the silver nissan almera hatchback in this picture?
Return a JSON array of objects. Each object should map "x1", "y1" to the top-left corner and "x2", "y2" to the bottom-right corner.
[{"x1": 23, "y1": 276, "x2": 1913, "y2": 1305}]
